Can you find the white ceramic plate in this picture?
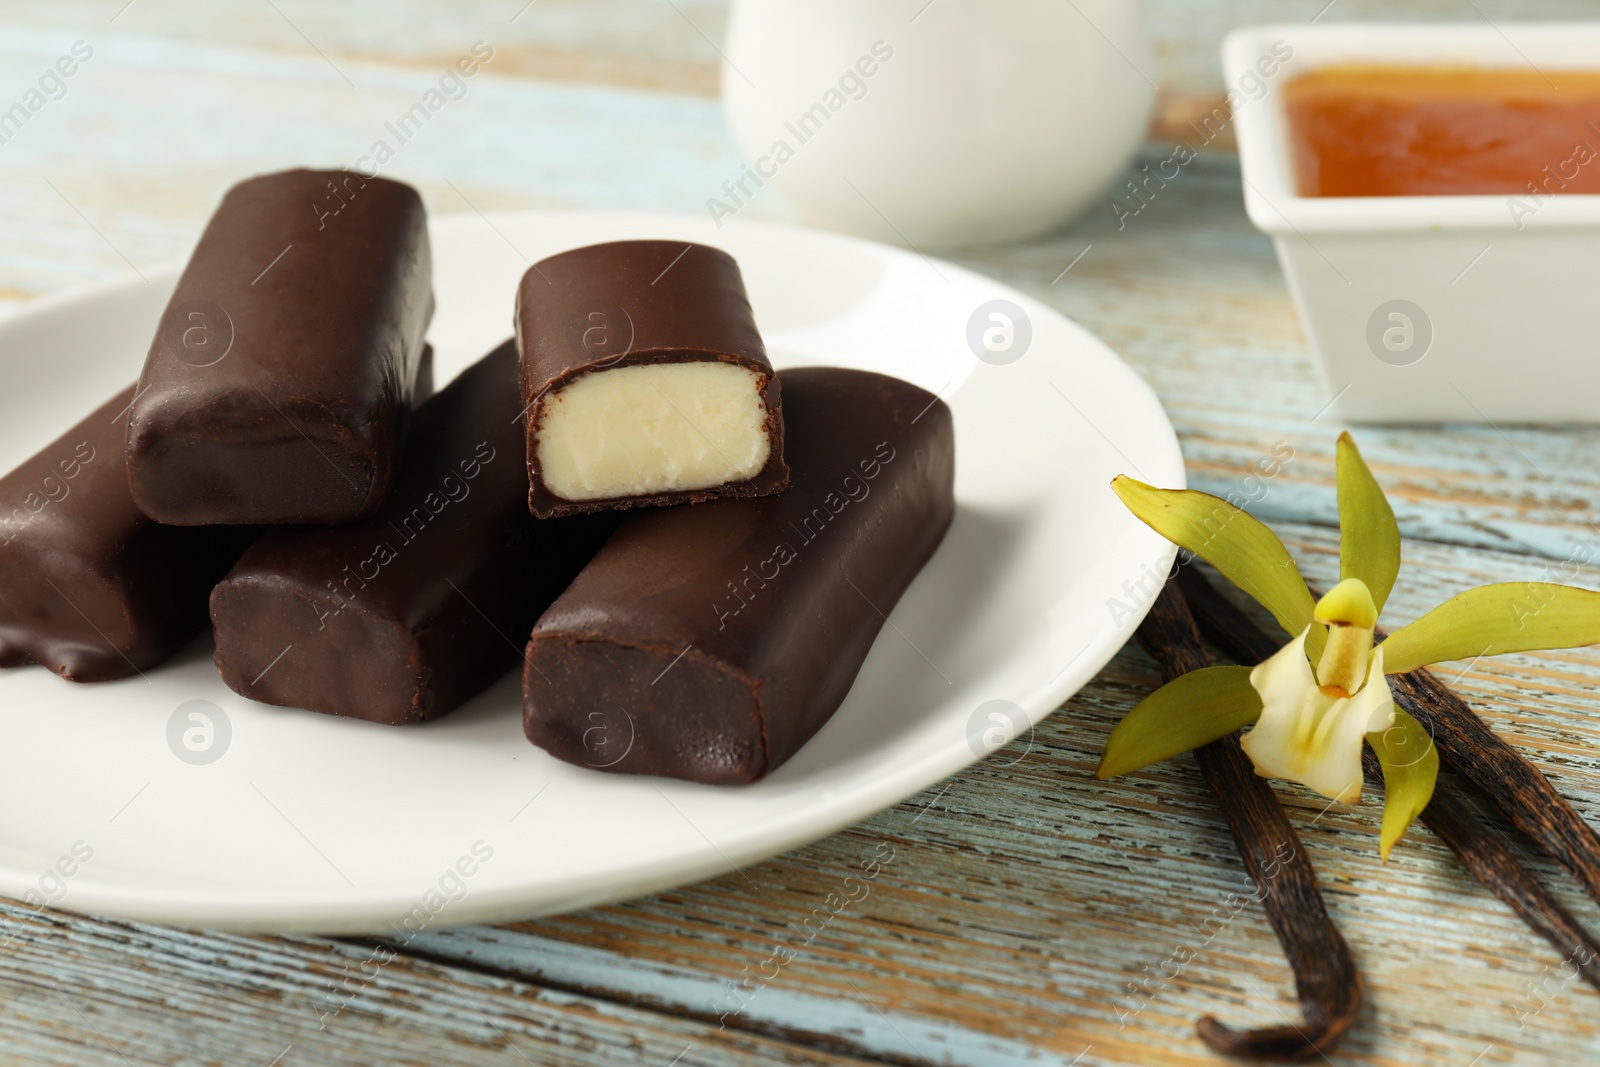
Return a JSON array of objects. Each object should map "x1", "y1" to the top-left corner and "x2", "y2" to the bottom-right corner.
[{"x1": 0, "y1": 211, "x2": 1181, "y2": 933}]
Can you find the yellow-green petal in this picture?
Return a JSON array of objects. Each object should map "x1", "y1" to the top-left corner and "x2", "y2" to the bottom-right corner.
[
  {"x1": 1380, "y1": 582, "x2": 1600, "y2": 676},
  {"x1": 1336, "y1": 432, "x2": 1401, "y2": 615},
  {"x1": 1097, "y1": 666, "x2": 1261, "y2": 779},
  {"x1": 1111, "y1": 477, "x2": 1321, "y2": 659},
  {"x1": 1367, "y1": 709, "x2": 1438, "y2": 861}
]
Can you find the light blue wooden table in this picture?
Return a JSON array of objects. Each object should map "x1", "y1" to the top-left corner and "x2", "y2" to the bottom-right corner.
[{"x1": 3, "y1": 2, "x2": 1600, "y2": 1064}]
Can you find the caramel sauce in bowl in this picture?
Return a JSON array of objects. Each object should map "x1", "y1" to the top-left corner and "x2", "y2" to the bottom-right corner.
[{"x1": 1285, "y1": 65, "x2": 1600, "y2": 197}]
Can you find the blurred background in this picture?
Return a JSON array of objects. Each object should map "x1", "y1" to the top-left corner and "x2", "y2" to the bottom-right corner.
[{"x1": 0, "y1": 0, "x2": 1589, "y2": 306}]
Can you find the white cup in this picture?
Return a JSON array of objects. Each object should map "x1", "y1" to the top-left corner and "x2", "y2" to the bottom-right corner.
[{"x1": 719, "y1": 0, "x2": 1156, "y2": 248}]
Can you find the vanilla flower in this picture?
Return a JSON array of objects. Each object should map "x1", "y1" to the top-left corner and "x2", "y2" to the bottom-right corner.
[
  {"x1": 1098, "y1": 433, "x2": 1600, "y2": 857},
  {"x1": 1241, "y1": 580, "x2": 1393, "y2": 803}
]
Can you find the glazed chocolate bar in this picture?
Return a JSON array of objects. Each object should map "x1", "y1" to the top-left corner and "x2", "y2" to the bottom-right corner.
[
  {"x1": 127, "y1": 168, "x2": 434, "y2": 526},
  {"x1": 523, "y1": 366, "x2": 955, "y2": 783},
  {"x1": 0, "y1": 386, "x2": 251, "y2": 682},
  {"x1": 211, "y1": 341, "x2": 614, "y2": 724},
  {"x1": 514, "y1": 240, "x2": 788, "y2": 518}
]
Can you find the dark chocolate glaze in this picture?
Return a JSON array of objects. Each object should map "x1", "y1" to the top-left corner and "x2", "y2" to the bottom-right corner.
[
  {"x1": 524, "y1": 367, "x2": 955, "y2": 784},
  {"x1": 127, "y1": 168, "x2": 434, "y2": 526},
  {"x1": 0, "y1": 386, "x2": 252, "y2": 682},
  {"x1": 514, "y1": 239, "x2": 788, "y2": 518},
  {"x1": 211, "y1": 342, "x2": 616, "y2": 725}
]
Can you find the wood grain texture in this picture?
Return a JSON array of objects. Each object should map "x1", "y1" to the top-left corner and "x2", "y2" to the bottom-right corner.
[
  {"x1": 11, "y1": 0, "x2": 1593, "y2": 100},
  {"x1": 1389, "y1": 664, "x2": 1600, "y2": 910},
  {"x1": 959, "y1": 150, "x2": 1600, "y2": 570},
  {"x1": 6, "y1": 2, "x2": 1600, "y2": 1064},
  {"x1": 0, "y1": 906, "x2": 879, "y2": 1066}
]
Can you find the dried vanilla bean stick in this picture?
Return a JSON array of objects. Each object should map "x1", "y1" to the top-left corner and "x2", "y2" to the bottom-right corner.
[
  {"x1": 1388, "y1": 668, "x2": 1600, "y2": 908},
  {"x1": 1179, "y1": 565, "x2": 1600, "y2": 991},
  {"x1": 1136, "y1": 580, "x2": 1361, "y2": 1061}
]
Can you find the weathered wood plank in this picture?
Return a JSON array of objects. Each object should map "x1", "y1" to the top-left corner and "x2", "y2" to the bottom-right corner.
[
  {"x1": 12, "y1": 0, "x2": 1600, "y2": 101},
  {"x1": 0, "y1": 907, "x2": 882, "y2": 1066},
  {"x1": 0, "y1": 24, "x2": 758, "y2": 303},
  {"x1": 3, "y1": 0, "x2": 735, "y2": 93},
  {"x1": 949, "y1": 151, "x2": 1600, "y2": 569}
]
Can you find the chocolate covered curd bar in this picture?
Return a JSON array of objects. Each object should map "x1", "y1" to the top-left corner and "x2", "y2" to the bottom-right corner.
[
  {"x1": 211, "y1": 342, "x2": 614, "y2": 724},
  {"x1": 514, "y1": 240, "x2": 787, "y2": 518},
  {"x1": 523, "y1": 367, "x2": 955, "y2": 784},
  {"x1": 0, "y1": 386, "x2": 251, "y2": 682},
  {"x1": 127, "y1": 168, "x2": 434, "y2": 525}
]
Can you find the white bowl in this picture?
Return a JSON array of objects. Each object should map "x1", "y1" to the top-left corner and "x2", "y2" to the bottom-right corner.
[{"x1": 1226, "y1": 22, "x2": 1600, "y2": 423}]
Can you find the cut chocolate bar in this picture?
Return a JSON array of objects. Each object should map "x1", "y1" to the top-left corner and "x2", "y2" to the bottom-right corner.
[
  {"x1": 514, "y1": 239, "x2": 787, "y2": 518},
  {"x1": 127, "y1": 168, "x2": 434, "y2": 525},
  {"x1": 211, "y1": 341, "x2": 615, "y2": 724},
  {"x1": 523, "y1": 366, "x2": 955, "y2": 783},
  {"x1": 0, "y1": 386, "x2": 251, "y2": 682}
]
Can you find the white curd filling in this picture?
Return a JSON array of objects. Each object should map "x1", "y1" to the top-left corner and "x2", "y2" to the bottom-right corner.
[{"x1": 536, "y1": 361, "x2": 770, "y2": 501}]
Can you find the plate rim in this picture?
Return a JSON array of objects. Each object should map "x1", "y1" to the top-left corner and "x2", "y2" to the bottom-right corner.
[{"x1": 0, "y1": 208, "x2": 1183, "y2": 931}]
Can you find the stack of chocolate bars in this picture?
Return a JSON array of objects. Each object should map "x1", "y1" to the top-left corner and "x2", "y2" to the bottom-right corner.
[{"x1": 0, "y1": 168, "x2": 957, "y2": 784}]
